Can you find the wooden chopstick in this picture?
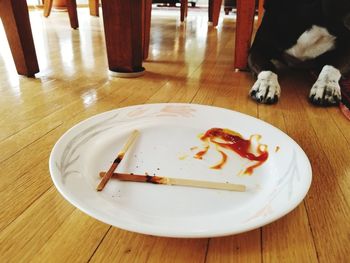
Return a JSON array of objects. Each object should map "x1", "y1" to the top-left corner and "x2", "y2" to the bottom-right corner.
[
  {"x1": 99, "y1": 172, "x2": 246, "y2": 192},
  {"x1": 96, "y1": 130, "x2": 140, "y2": 191}
]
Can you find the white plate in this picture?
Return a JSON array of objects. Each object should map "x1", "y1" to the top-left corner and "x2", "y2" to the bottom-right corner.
[{"x1": 49, "y1": 103, "x2": 312, "y2": 238}]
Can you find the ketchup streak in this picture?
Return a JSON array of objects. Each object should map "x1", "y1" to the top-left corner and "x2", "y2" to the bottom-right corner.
[
  {"x1": 195, "y1": 128, "x2": 269, "y2": 175},
  {"x1": 194, "y1": 146, "x2": 209, "y2": 159},
  {"x1": 210, "y1": 150, "x2": 227, "y2": 170}
]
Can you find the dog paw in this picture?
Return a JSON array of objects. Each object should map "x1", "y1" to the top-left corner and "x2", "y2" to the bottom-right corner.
[
  {"x1": 249, "y1": 71, "x2": 281, "y2": 104},
  {"x1": 309, "y1": 65, "x2": 341, "y2": 106}
]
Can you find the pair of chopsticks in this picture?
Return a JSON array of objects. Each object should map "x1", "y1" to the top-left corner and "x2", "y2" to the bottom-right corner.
[
  {"x1": 96, "y1": 130, "x2": 140, "y2": 191},
  {"x1": 96, "y1": 130, "x2": 246, "y2": 192}
]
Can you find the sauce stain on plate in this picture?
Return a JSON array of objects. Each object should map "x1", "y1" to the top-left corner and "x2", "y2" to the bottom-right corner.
[{"x1": 192, "y1": 128, "x2": 269, "y2": 175}]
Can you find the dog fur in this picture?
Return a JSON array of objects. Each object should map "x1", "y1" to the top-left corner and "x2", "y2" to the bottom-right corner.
[{"x1": 248, "y1": 0, "x2": 350, "y2": 105}]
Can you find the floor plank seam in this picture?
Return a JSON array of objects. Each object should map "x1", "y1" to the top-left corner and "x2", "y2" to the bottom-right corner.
[{"x1": 87, "y1": 225, "x2": 113, "y2": 262}]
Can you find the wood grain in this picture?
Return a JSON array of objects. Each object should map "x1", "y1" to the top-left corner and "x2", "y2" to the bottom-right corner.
[
  {"x1": 257, "y1": 75, "x2": 318, "y2": 263},
  {"x1": 207, "y1": 230, "x2": 261, "y2": 262},
  {"x1": 0, "y1": 7, "x2": 349, "y2": 263},
  {"x1": 30, "y1": 210, "x2": 109, "y2": 262}
]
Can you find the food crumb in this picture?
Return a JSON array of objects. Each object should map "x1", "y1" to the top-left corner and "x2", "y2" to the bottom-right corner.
[{"x1": 178, "y1": 154, "x2": 188, "y2": 160}]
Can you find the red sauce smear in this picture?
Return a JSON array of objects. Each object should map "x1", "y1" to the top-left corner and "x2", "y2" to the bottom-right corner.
[
  {"x1": 210, "y1": 150, "x2": 227, "y2": 169},
  {"x1": 194, "y1": 146, "x2": 209, "y2": 159},
  {"x1": 196, "y1": 128, "x2": 269, "y2": 175}
]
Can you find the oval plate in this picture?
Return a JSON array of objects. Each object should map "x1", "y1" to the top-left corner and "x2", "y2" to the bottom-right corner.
[{"x1": 49, "y1": 103, "x2": 312, "y2": 238}]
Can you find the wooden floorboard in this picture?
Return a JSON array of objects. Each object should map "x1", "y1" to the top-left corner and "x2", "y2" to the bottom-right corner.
[{"x1": 0, "y1": 7, "x2": 349, "y2": 262}]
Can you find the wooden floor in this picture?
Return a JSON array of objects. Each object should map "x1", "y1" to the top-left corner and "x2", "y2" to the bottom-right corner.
[{"x1": 0, "y1": 7, "x2": 349, "y2": 262}]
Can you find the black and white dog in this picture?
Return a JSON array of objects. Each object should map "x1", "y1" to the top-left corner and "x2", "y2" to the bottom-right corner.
[{"x1": 248, "y1": 0, "x2": 350, "y2": 105}]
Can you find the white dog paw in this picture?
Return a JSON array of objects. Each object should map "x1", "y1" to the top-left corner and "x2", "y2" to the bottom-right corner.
[
  {"x1": 250, "y1": 71, "x2": 281, "y2": 104},
  {"x1": 309, "y1": 65, "x2": 342, "y2": 105}
]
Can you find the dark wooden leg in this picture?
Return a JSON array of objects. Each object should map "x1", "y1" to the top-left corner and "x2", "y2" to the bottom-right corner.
[
  {"x1": 224, "y1": 7, "x2": 232, "y2": 15},
  {"x1": 257, "y1": 0, "x2": 265, "y2": 28},
  {"x1": 89, "y1": 0, "x2": 99, "y2": 17},
  {"x1": 66, "y1": 0, "x2": 79, "y2": 29},
  {"x1": 208, "y1": 0, "x2": 222, "y2": 27},
  {"x1": 234, "y1": 0, "x2": 255, "y2": 70},
  {"x1": 143, "y1": 0, "x2": 152, "y2": 60},
  {"x1": 0, "y1": 0, "x2": 39, "y2": 76},
  {"x1": 180, "y1": 0, "x2": 188, "y2": 22},
  {"x1": 43, "y1": 0, "x2": 54, "y2": 17},
  {"x1": 101, "y1": 0, "x2": 144, "y2": 76}
]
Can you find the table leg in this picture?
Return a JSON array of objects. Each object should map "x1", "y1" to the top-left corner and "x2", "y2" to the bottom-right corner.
[
  {"x1": 234, "y1": 0, "x2": 255, "y2": 70},
  {"x1": 0, "y1": 0, "x2": 39, "y2": 76},
  {"x1": 89, "y1": 0, "x2": 99, "y2": 17},
  {"x1": 101, "y1": 0, "x2": 144, "y2": 77},
  {"x1": 208, "y1": 0, "x2": 222, "y2": 27},
  {"x1": 43, "y1": 0, "x2": 53, "y2": 17},
  {"x1": 180, "y1": 0, "x2": 188, "y2": 22},
  {"x1": 143, "y1": 0, "x2": 152, "y2": 60},
  {"x1": 66, "y1": 0, "x2": 79, "y2": 29}
]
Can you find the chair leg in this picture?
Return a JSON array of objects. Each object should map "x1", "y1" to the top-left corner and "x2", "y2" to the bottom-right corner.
[
  {"x1": 43, "y1": 0, "x2": 53, "y2": 17},
  {"x1": 208, "y1": 0, "x2": 222, "y2": 27},
  {"x1": 66, "y1": 0, "x2": 79, "y2": 29},
  {"x1": 234, "y1": 0, "x2": 255, "y2": 70},
  {"x1": 224, "y1": 7, "x2": 232, "y2": 15},
  {"x1": 43, "y1": 0, "x2": 78, "y2": 29},
  {"x1": 100, "y1": 0, "x2": 144, "y2": 75},
  {"x1": 257, "y1": 0, "x2": 264, "y2": 27},
  {"x1": 180, "y1": 0, "x2": 188, "y2": 22},
  {"x1": 143, "y1": 0, "x2": 152, "y2": 60},
  {"x1": 89, "y1": 0, "x2": 99, "y2": 17},
  {"x1": 0, "y1": 0, "x2": 39, "y2": 76}
]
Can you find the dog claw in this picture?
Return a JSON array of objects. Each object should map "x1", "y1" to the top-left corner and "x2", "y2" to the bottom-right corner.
[
  {"x1": 257, "y1": 96, "x2": 264, "y2": 103},
  {"x1": 309, "y1": 94, "x2": 340, "y2": 106},
  {"x1": 315, "y1": 98, "x2": 322, "y2": 105},
  {"x1": 266, "y1": 95, "x2": 278, "y2": 104}
]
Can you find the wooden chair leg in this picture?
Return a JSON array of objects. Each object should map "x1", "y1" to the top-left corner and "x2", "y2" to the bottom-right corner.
[
  {"x1": 100, "y1": 0, "x2": 144, "y2": 75},
  {"x1": 224, "y1": 7, "x2": 232, "y2": 15},
  {"x1": 208, "y1": 0, "x2": 222, "y2": 27},
  {"x1": 143, "y1": 0, "x2": 152, "y2": 60},
  {"x1": 89, "y1": 0, "x2": 99, "y2": 17},
  {"x1": 0, "y1": 0, "x2": 39, "y2": 76},
  {"x1": 257, "y1": 0, "x2": 264, "y2": 27},
  {"x1": 43, "y1": 0, "x2": 54, "y2": 17},
  {"x1": 66, "y1": 0, "x2": 79, "y2": 29},
  {"x1": 234, "y1": 0, "x2": 255, "y2": 70},
  {"x1": 180, "y1": 0, "x2": 188, "y2": 22}
]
